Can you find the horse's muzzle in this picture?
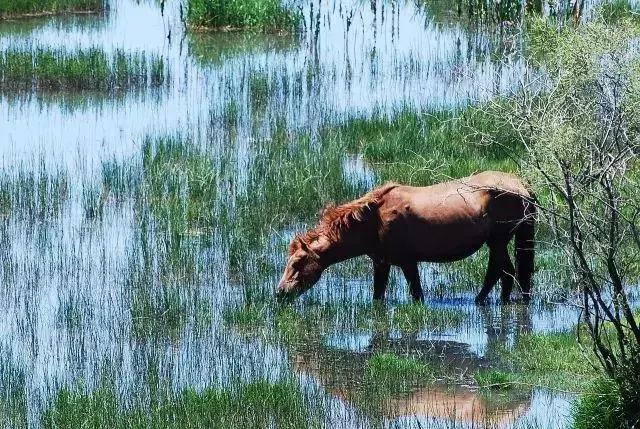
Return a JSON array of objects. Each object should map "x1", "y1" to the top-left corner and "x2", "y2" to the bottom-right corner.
[{"x1": 275, "y1": 284, "x2": 298, "y2": 304}]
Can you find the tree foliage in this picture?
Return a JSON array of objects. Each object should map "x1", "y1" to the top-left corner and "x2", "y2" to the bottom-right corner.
[{"x1": 476, "y1": 15, "x2": 640, "y2": 427}]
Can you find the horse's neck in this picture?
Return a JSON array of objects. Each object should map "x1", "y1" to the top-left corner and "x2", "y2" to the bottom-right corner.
[{"x1": 315, "y1": 226, "x2": 375, "y2": 267}]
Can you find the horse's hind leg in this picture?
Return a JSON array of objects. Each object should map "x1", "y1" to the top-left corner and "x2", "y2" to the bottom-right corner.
[
  {"x1": 401, "y1": 263, "x2": 424, "y2": 302},
  {"x1": 499, "y1": 249, "x2": 516, "y2": 303},
  {"x1": 476, "y1": 244, "x2": 508, "y2": 304},
  {"x1": 372, "y1": 260, "x2": 391, "y2": 301}
]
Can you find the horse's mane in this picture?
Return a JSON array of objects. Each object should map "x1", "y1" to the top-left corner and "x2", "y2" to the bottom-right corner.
[{"x1": 289, "y1": 182, "x2": 398, "y2": 255}]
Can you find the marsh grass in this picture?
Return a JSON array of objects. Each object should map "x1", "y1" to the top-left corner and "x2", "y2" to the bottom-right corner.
[
  {"x1": 0, "y1": 0, "x2": 104, "y2": 18},
  {"x1": 0, "y1": 48, "x2": 167, "y2": 92},
  {"x1": 82, "y1": 185, "x2": 107, "y2": 220},
  {"x1": 355, "y1": 352, "x2": 436, "y2": 413},
  {"x1": 224, "y1": 300, "x2": 467, "y2": 345},
  {"x1": 126, "y1": 245, "x2": 191, "y2": 339},
  {"x1": 249, "y1": 71, "x2": 271, "y2": 112},
  {"x1": 186, "y1": 0, "x2": 301, "y2": 32},
  {"x1": 189, "y1": 32, "x2": 297, "y2": 65},
  {"x1": 0, "y1": 356, "x2": 27, "y2": 428},
  {"x1": 223, "y1": 302, "x2": 270, "y2": 329},
  {"x1": 42, "y1": 379, "x2": 315, "y2": 428}
]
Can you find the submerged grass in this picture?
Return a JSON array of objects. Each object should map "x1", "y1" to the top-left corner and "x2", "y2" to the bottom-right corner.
[
  {"x1": 0, "y1": 48, "x2": 167, "y2": 92},
  {"x1": 0, "y1": 0, "x2": 104, "y2": 18},
  {"x1": 42, "y1": 379, "x2": 315, "y2": 428},
  {"x1": 186, "y1": 0, "x2": 301, "y2": 32}
]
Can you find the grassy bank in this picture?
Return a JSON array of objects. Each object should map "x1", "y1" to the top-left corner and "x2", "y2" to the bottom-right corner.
[
  {"x1": 186, "y1": 0, "x2": 301, "y2": 33},
  {"x1": 0, "y1": 0, "x2": 104, "y2": 19},
  {"x1": 0, "y1": 48, "x2": 167, "y2": 92}
]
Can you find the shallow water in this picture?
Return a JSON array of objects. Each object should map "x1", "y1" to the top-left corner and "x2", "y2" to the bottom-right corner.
[{"x1": 0, "y1": 0, "x2": 603, "y2": 427}]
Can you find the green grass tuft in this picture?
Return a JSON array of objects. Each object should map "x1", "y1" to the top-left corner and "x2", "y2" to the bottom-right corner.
[
  {"x1": 187, "y1": 0, "x2": 301, "y2": 32},
  {"x1": 495, "y1": 331, "x2": 597, "y2": 390},
  {"x1": 223, "y1": 303, "x2": 270, "y2": 329}
]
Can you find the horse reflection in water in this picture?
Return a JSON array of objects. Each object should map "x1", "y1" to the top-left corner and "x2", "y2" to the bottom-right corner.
[{"x1": 288, "y1": 305, "x2": 533, "y2": 428}]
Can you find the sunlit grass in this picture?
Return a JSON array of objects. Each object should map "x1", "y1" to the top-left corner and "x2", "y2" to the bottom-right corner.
[{"x1": 391, "y1": 303, "x2": 466, "y2": 332}]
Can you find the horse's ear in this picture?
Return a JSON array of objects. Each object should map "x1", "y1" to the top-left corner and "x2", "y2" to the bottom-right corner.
[{"x1": 297, "y1": 239, "x2": 320, "y2": 260}]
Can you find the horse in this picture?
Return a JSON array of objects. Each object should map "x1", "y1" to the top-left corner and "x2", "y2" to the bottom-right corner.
[{"x1": 276, "y1": 171, "x2": 536, "y2": 304}]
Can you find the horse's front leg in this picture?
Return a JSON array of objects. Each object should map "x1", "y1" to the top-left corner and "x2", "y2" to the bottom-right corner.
[
  {"x1": 372, "y1": 260, "x2": 391, "y2": 301},
  {"x1": 401, "y1": 263, "x2": 423, "y2": 302}
]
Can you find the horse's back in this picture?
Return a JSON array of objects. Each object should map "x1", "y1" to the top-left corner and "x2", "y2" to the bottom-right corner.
[{"x1": 375, "y1": 172, "x2": 531, "y2": 263}]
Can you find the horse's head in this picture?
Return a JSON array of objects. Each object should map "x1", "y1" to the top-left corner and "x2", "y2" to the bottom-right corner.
[{"x1": 276, "y1": 238, "x2": 324, "y2": 302}]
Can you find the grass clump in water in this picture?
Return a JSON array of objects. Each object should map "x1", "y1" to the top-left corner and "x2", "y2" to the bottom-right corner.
[
  {"x1": 141, "y1": 136, "x2": 219, "y2": 238},
  {"x1": 187, "y1": 0, "x2": 301, "y2": 33},
  {"x1": 474, "y1": 370, "x2": 514, "y2": 390},
  {"x1": 43, "y1": 379, "x2": 314, "y2": 428},
  {"x1": 0, "y1": 48, "x2": 167, "y2": 92},
  {"x1": 364, "y1": 353, "x2": 435, "y2": 399},
  {"x1": 366, "y1": 352, "x2": 434, "y2": 380},
  {"x1": 0, "y1": 0, "x2": 104, "y2": 19}
]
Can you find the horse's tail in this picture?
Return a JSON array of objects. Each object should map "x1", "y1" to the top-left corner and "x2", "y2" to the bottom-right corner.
[{"x1": 515, "y1": 195, "x2": 536, "y2": 302}]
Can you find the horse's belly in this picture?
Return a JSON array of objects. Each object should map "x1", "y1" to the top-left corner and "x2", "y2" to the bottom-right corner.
[{"x1": 381, "y1": 219, "x2": 490, "y2": 264}]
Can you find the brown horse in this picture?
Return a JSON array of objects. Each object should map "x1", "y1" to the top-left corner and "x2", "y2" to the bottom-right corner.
[{"x1": 276, "y1": 171, "x2": 536, "y2": 304}]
